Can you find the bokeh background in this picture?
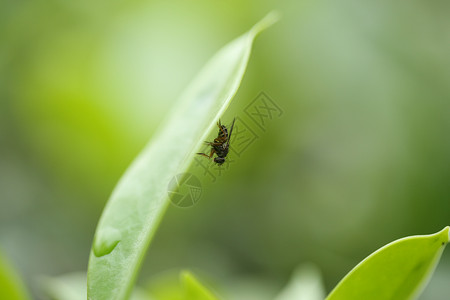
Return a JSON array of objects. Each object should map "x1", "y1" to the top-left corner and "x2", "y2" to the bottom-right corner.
[{"x1": 1, "y1": 0, "x2": 450, "y2": 299}]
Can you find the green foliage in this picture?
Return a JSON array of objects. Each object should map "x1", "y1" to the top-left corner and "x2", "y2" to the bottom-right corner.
[
  {"x1": 326, "y1": 227, "x2": 449, "y2": 300},
  {"x1": 87, "y1": 12, "x2": 279, "y2": 300},
  {"x1": 39, "y1": 273, "x2": 150, "y2": 300},
  {"x1": 181, "y1": 271, "x2": 219, "y2": 300},
  {"x1": 139, "y1": 270, "x2": 218, "y2": 300},
  {"x1": 0, "y1": 251, "x2": 29, "y2": 300},
  {"x1": 275, "y1": 264, "x2": 325, "y2": 300},
  {"x1": 3, "y1": 2, "x2": 449, "y2": 299},
  {"x1": 40, "y1": 273, "x2": 89, "y2": 300}
]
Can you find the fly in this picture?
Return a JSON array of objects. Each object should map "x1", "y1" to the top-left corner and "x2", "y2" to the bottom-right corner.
[{"x1": 197, "y1": 118, "x2": 236, "y2": 165}]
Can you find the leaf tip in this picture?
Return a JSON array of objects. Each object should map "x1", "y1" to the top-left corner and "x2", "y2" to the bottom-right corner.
[
  {"x1": 250, "y1": 10, "x2": 281, "y2": 37},
  {"x1": 431, "y1": 226, "x2": 449, "y2": 248},
  {"x1": 443, "y1": 226, "x2": 450, "y2": 243},
  {"x1": 180, "y1": 270, "x2": 191, "y2": 280}
]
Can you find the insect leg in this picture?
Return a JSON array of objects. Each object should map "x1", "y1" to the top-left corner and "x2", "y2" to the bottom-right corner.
[
  {"x1": 208, "y1": 148, "x2": 216, "y2": 158},
  {"x1": 196, "y1": 153, "x2": 211, "y2": 159},
  {"x1": 196, "y1": 148, "x2": 216, "y2": 159}
]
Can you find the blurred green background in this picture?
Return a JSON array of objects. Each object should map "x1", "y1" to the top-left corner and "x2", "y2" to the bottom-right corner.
[{"x1": 1, "y1": 0, "x2": 450, "y2": 299}]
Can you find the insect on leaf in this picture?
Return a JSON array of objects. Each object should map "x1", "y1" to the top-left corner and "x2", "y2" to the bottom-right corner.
[
  {"x1": 326, "y1": 226, "x2": 449, "y2": 300},
  {"x1": 87, "y1": 12, "x2": 279, "y2": 300}
]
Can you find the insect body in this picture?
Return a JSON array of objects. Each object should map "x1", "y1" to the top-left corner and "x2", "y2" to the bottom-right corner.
[{"x1": 197, "y1": 118, "x2": 235, "y2": 165}]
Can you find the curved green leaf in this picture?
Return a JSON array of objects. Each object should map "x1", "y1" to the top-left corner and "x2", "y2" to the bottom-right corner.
[
  {"x1": 87, "y1": 12, "x2": 279, "y2": 300},
  {"x1": 275, "y1": 264, "x2": 325, "y2": 300},
  {"x1": 181, "y1": 271, "x2": 219, "y2": 300},
  {"x1": 326, "y1": 226, "x2": 449, "y2": 300},
  {"x1": 0, "y1": 251, "x2": 29, "y2": 300}
]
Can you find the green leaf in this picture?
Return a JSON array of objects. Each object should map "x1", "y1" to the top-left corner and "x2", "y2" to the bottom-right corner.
[
  {"x1": 326, "y1": 226, "x2": 450, "y2": 300},
  {"x1": 87, "y1": 12, "x2": 279, "y2": 300},
  {"x1": 144, "y1": 270, "x2": 219, "y2": 300},
  {"x1": 181, "y1": 271, "x2": 219, "y2": 300},
  {"x1": 40, "y1": 272, "x2": 150, "y2": 300},
  {"x1": 40, "y1": 273, "x2": 87, "y2": 300},
  {"x1": 0, "y1": 251, "x2": 30, "y2": 300},
  {"x1": 274, "y1": 264, "x2": 325, "y2": 300}
]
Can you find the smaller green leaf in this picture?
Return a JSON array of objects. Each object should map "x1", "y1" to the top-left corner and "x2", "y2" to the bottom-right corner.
[
  {"x1": 275, "y1": 264, "x2": 325, "y2": 300},
  {"x1": 326, "y1": 226, "x2": 449, "y2": 300},
  {"x1": 0, "y1": 251, "x2": 30, "y2": 300},
  {"x1": 181, "y1": 271, "x2": 219, "y2": 300}
]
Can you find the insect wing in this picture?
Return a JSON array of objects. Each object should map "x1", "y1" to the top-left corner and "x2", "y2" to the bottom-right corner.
[{"x1": 227, "y1": 118, "x2": 236, "y2": 146}]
